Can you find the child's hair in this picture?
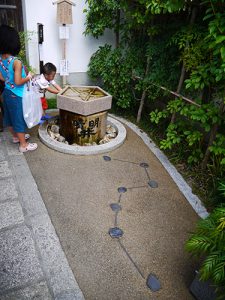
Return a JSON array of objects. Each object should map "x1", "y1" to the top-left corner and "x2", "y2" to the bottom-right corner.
[
  {"x1": 0, "y1": 24, "x2": 21, "y2": 56},
  {"x1": 42, "y1": 63, "x2": 57, "y2": 75}
]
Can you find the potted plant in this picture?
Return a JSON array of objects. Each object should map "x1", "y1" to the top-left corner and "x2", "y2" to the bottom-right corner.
[{"x1": 185, "y1": 203, "x2": 225, "y2": 299}]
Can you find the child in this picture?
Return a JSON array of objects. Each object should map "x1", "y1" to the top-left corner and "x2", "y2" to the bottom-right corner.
[
  {"x1": 33, "y1": 62, "x2": 62, "y2": 120},
  {"x1": 0, "y1": 25, "x2": 37, "y2": 152}
]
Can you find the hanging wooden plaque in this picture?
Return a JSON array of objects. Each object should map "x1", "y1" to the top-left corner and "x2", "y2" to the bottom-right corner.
[{"x1": 54, "y1": 0, "x2": 74, "y2": 24}]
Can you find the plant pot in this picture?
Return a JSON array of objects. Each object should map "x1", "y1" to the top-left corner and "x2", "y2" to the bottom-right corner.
[{"x1": 189, "y1": 272, "x2": 216, "y2": 300}]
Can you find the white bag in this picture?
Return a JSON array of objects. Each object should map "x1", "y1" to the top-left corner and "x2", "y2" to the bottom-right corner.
[{"x1": 22, "y1": 80, "x2": 42, "y2": 128}]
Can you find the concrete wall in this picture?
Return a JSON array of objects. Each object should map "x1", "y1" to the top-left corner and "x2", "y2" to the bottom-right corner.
[{"x1": 22, "y1": 0, "x2": 114, "y2": 84}]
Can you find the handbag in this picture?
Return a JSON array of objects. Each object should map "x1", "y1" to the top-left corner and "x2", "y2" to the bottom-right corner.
[{"x1": 22, "y1": 80, "x2": 43, "y2": 128}]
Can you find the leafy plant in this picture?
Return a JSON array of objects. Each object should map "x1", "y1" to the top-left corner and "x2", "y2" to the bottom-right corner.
[
  {"x1": 88, "y1": 44, "x2": 135, "y2": 108},
  {"x1": 18, "y1": 31, "x2": 35, "y2": 72},
  {"x1": 185, "y1": 205, "x2": 225, "y2": 299},
  {"x1": 47, "y1": 98, "x2": 57, "y2": 109},
  {"x1": 170, "y1": 26, "x2": 207, "y2": 72},
  {"x1": 84, "y1": 0, "x2": 225, "y2": 207}
]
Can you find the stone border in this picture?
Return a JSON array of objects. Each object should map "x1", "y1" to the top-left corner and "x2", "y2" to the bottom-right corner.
[
  {"x1": 111, "y1": 114, "x2": 209, "y2": 219},
  {"x1": 39, "y1": 115, "x2": 126, "y2": 155}
]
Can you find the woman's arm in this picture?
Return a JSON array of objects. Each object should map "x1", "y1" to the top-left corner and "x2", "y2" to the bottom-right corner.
[
  {"x1": 0, "y1": 72, "x2": 5, "y2": 82},
  {"x1": 14, "y1": 60, "x2": 31, "y2": 85}
]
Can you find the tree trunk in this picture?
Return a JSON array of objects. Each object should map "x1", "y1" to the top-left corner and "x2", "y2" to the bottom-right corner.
[
  {"x1": 201, "y1": 102, "x2": 225, "y2": 169},
  {"x1": 136, "y1": 57, "x2": 150, "y2": 123},
  {"x1": 115, "y1": 9, "x2": 120, "y2": 48},
  {"x1": 176, "y1": 63, "x2": 186, "y2": 94},
  {"x1": 201, "y1": 123, "x2": 218, "y2": 170},
  {"x1": 201, "y1": 85, "x2": 211, "y2": 104},
  {"x1": 170, "y1": 6, "x2": 198, "y2": 123},
  {"x1": 136, "y1": 90, "x2": 147, "y2": 123},
  {"x1": 171, "y1": 63, "x2": 186, "y2": 123}
]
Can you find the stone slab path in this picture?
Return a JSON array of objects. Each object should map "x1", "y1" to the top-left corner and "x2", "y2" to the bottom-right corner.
[{"x1": 0, "y1": 131, "x2": 84, "y2": 300}]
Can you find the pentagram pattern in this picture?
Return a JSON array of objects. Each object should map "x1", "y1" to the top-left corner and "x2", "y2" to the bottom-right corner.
[{"x1": 103, "y1": 156, "x2": 161, "y2": 292}]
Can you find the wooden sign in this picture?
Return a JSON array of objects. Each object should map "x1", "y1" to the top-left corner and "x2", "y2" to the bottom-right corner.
[
  {"x1": 59, "y1": 110, "x2": 108, "y2": 145},
  {"x1": 53, "y1": 0, "x2": 75, "y2": 24}
]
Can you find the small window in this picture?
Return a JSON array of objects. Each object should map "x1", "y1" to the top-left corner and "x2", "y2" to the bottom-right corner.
[{"x1": 0, "y1": 0, "x2": 23, "y2": 32}]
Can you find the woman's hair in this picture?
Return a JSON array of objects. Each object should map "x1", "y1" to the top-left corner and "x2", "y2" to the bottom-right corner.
[
  {"x1": 42, "y1": 63, "x2": 57, "y2": 75},
  {"x1": 0, "y1": 25, "x2": 21, "y2": 56}
]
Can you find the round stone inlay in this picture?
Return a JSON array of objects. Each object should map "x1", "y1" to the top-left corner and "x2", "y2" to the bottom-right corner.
[
  {"x1": 146, "y1": 274, "x2": 161, "y2": 291},
  {"x1": 103, "y1": 156, "x2": 111, "y2": 161},
  {"x1": 140, "y1": 162, "x2": 149, "y2": 168},
  {"x1": 118, "y1": 187, "x2": 127, "y2": 193},
  {"x1": 109, "y1": 227, "x2": 124, "y2": 238},
  {"x1": 148, "y1": 180, "x2": 158, "y2": 188},
  {"x1": 110, "y1": 203, "x2": 122, "y2": 212}
]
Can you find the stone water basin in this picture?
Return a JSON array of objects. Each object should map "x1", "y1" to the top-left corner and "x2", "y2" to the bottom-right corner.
[
  {"x1": 57, "y1": 85, "x2": 112, "y2": 116},
  {"x1": 57, "y1": 85, "x2": 113, "y2": 145}
]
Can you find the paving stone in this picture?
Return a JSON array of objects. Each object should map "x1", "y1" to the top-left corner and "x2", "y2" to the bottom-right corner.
[
  {"x1": 0, "y1": 178, "x2": 18, "y2": 202},
  {"x1": 29, "y1": 214, "x2": 84, "y2": 299},
  {"x1": 0, "y1": 161, "x2": 12, "y2": 178},
  {"x1": 55, "y1": 290, "x2": 84, "y2": 300},
  {"x1": 0, "y1": 149, "x2": 5, "y2": 161},
  {"x1": 10, "y1": 155, "x2": 47, "y2": 216},
  {"x1": 5, "y1": 140, "x2": 22, "y2": 156},
  {"x1": 0, "y1": 201, "x2": 24, "y2": 230},
  {"x1": 0, "y1": 224, "x2": 43, "y2": 292},
  {"x1": 0, "y1": 281, "x2": 52, "y2": 300}
]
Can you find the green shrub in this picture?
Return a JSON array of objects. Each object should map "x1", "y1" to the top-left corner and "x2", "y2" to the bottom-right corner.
[
  {"x1": 185, "y1": 203, "x2": 225, "y2": 299},
  {"x1": 47, "y1": 98, "x2": 57, "y2": 109}
]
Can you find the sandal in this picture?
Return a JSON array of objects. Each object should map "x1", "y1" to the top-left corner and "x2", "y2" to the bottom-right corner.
[
  {"x1": 13, "y1": 134, "x2": 30, "y2": 144},
  {"x1": 19, "y1": 143, "x2": 38, "y2": 153},
  {"x1": 41, "y1": 114, "x2": 52, "y2": 121}
]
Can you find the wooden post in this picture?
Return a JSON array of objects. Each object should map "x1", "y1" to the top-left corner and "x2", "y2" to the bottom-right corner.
[
  {"x1": 53, "y1": 0, "x2": 75, "y2": 86},
  {"x1": 62, "y1": 36, "x2": 67, "y2": 86}
]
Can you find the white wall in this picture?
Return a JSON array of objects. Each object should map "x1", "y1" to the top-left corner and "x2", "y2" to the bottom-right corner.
[{"x1": 22, "y1": 0, "x2": 114, "y2": 74}]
